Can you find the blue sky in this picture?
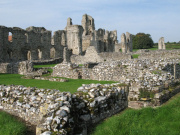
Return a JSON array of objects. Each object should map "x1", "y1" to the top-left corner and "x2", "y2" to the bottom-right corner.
[{"x1": 0, "y1": 0, "x2": 180, "y2": 42}]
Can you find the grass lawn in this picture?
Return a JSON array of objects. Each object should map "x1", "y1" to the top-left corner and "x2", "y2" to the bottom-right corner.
[
  {"x1": 0, "y1": 111, "x2": 28, "y2": 135},
  {"x1": 33, "y1": 64, "x2": 57, "y2": 68},
  {"x1": 91, "y1": 93, "x2": 180, "y2": 135},
  {"x1": 0, "y1": 73, "x2": 116, "y2": 93},
  {"x1": 132, "y1": 54, "x2": 140, "y2": 58},
  {"x1": 133, "y1": 43, "x2": 180, "y2": 52}
]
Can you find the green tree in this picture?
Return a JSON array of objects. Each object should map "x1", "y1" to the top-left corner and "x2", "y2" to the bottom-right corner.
[{"x1": 132, "y1": 33, "x2": 154, "y2": 49}]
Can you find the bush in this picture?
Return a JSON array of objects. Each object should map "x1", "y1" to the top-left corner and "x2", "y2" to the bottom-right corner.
[{"x1": 132, "y1": 33, "x2": 154, "y2": 49}]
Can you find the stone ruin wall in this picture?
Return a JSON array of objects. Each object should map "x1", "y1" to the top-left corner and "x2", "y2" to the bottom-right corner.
[
  {"x1": 0, "y1": 14, "x2": 119, "y2": 71},
  {"x1": 0, "y1": 83, "x2": 129, "y2": 135},
  {"x1": 0, "y1": 26, "x2": 65, "y2": 63},
  {"x1": 53, "y1": 58, "x2": 180, "y2": 81},
  {"x1": 81, "y1": 14, "x2": 117, "y2": 54},
  {"x1": 71, "y1": 46, "x2": 132, "y2": 64},
  {"x1": 52, "y1": 58, "x2": 180, "y2": 110},
  {"x1": 137, "y1": 50, "x2": 180, "y2": 59},
  {"x1": 115, "y1": 32, "x2": 133, "y2": 53},
  {"x1": 158, "y1": 37, "x2": 166, "y2": 50},
  {"x1": 0, "y1": 61, "x2": 33, "y2": 75},
  {"x1": 66, "y1": 25, "x2": 84, "y2": 55}
]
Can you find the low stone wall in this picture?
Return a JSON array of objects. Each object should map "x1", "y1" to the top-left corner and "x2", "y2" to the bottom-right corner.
[
  {"x1": 52, "y1": 63, "x2": 81, "y2": 79},
  {"x1": 32, "y1": 57, "x2": 63, "y2": 65},
  {"x1": 0, "y1": 83, "x2": 128, "y2": 135},
  {"x1": 128, "y1": 81, "x2": 180, "y2": 109},
  {"x1": 137, "y1": 50, "x2": 180, "y2": 59},
  {"x1": 53, "y1": 59, "x2": 180, "y2": 84},
  {"x1": 34, "y1": 77, "x2": 69, "y2": 82},
  {"x1": 0, "y1": 61, "x2": 33, "y2": 75}
]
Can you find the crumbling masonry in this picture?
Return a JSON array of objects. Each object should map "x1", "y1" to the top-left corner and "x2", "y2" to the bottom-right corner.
[{"x1": 0, "y1": 14, "x2": 118, "y2": 64}]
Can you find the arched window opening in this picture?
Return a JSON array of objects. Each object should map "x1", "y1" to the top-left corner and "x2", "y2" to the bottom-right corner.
[
  {"x1": 38, "y1": 49, "x2": 42, "y2": 60},
  {"x1": 27, "y1": 51, "x2": 31, "y2": 60},
  {"x1": 8, "y1": 32, "x2": 12, "y2": 42},
  {"x1": 25, "y1": 33, "x2": 28, "y2": 43},
  {"x1": 89, "y1": 20, "x2": 91, "y2": 25}
]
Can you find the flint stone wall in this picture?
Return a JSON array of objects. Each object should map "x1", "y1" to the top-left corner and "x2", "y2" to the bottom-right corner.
[
  {"x1": 128, "y1": 81, "x2": 180, "y2": 109},
  {"x1": 137, "y1": 50, "x2": 180, "y2": 59},
  {"x1": 0, "y1": 26, "x2": 65, "y2": 63},
  {"x1": 0, "y1": 61, "x2": 33, "y2": 75},
  {"x1": 32, "y1": 57, "x2": 63, "y2": 65},
  {"x1": 0, "y1": 83, "x2": 128, "y2": 135},
  {"x1": 71, "y1": 46, "x2": 132, "y2": 64},
  {"x1": 53, "y1": 58, "x2": 180, "y2": 83}
]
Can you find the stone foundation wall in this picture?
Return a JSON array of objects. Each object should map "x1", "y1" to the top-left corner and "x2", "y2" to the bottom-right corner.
[
  {"x1": 137, "y1": 50, "x2": 180, "y2": 59},
  {"x1": 128, "y1": 81, "x2": 180, "y2": 109},
  {"x1": 0, "y1": 83, "x2": 128, "y2": 135},
  {"x1": 52, "y1": 63, "x2": 80, "y2": 79},
  {"x1": 32, "y1": 57, "x2": 63, "y2": 65},
  {"x1": 0, "y1": 61, "x2": 33, "y2": 75},
  {"x1": 53, "y1": 58, "x2": 180, "y2": 83},
  {"x1": 71, "y1": 46, "x2": 132, "y2": 64}
]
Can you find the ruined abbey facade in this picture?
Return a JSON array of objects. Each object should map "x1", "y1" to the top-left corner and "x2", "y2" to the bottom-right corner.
[{"x1": 0, "y1": 14, "x2": 119, "y2": 63}]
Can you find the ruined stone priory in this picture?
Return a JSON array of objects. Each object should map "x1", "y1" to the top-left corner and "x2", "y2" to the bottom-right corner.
[
  {"x1": 1, "y1": 13, "x2": 180, "y2": 135},
  {"x1": 0, "y1": 14, "x2": 119, "y2": 64}
]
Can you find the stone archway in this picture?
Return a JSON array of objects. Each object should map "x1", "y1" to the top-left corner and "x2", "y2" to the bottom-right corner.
[
  {"x1": 38, "y1": 49, "x2": 42, "y2": 60},
  {"x1": 8, "y1": 32, "x2": 12, "y2": 42}
]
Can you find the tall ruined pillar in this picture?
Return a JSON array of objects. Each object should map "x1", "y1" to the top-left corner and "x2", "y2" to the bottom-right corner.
[
  {"x1": 90, "y1": 31, "x2": 99, "y2": 52},
  {"x1": 67, "y1": 18, "x2": 72, "y2": 26},
  {"x1": 158, "y1": 37, "x2": 166, "y2": 49},
  {"x1": 81, "y1": 14, "x2": 95, "y2": 36},
  {"x1": 126, "y1": 32, "x2": 133, "y2": 52},
  {"x1": 63, "y1": 47, "x2": 71, "y2": 63},
  {"x1": 121, "y1": 33, "x2": 127, "y2": 53}
]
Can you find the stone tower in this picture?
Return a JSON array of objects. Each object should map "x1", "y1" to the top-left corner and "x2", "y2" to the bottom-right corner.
[
  {"x1": 158, "y1": 37, "x2": 166, "y2": 49},
  {"x1": 121, "y1": 32, "x2": 133, "y2": 53},
  {"x1": 65, "y1": 18, "x2": 84, "y2": 55},
  {"x1": 81, "y1": 14, "x2": 95, "y2": 36},
  {"x1": 67, "y1": 18, "x2": 72, "y2": 26},
  {"x1": 126, "y1": 32, "x2": 133, "y2": 52},
  {"x1": 121, "y1": 33, "x2": 127, "y2": 53}
]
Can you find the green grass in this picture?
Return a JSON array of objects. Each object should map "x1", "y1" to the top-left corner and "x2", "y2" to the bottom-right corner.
[
  {"x1": 33, "y1": 64, "x2": 57, "y2": 68},
  {"x1": 133, "y1": 43, "x2": 180, "y2": 52},
  {"x1": 0, "y1": 74, "x2": 116, "y2": 93},
  {"x1": 132, "y1": 54, "x2": 140, "y2": 58},
  {"x1": 166, "y1": 43, "x2": 180, "y2": 50},
  {"x1": 0, "y1": 111, "x2": 27, "y2": 135},
  {"x1": 91, "y1": 93, "x2": 180, "y2": 135}
]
